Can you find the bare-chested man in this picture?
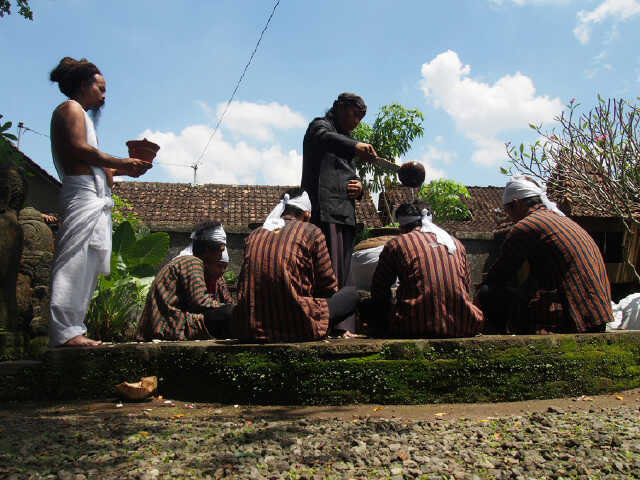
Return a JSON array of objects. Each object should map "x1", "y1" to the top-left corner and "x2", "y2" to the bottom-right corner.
[{"x1": 48, "y1": 56, "x2": 152, "y2": 347}]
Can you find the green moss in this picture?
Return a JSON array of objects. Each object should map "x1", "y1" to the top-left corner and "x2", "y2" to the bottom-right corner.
[{"x1": 2, "y1": 333, "x2": 640, "y2": 404}]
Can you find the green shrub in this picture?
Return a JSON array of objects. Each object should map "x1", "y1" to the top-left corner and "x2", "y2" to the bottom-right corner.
[{"x1": 86, "y1": 220, "x2": 169, "y2": 341}]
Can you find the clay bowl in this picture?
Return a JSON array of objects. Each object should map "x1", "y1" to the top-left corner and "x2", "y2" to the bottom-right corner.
[
  {"x1": 126, "y1": 138, "x2": 160, "y2": 163},
  {"x1": 398, "y1": 161, "x2": 426, "y2": 188}
]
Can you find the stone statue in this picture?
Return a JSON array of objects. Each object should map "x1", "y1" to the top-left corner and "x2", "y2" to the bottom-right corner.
[
  {"x1": 0, "y1": 164, "x2": 26, "y2": 360},
  {"x1": 18, "y1": 207, "x2": 54, "y2": 355}
]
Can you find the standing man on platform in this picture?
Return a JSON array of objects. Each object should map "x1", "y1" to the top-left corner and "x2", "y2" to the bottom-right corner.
[
  {"x1": 301, "y1": 93, "x2": 377, "y2": 336},
  {"x1": 48, "y1": 57, "x2": 152, "y2": 347}
]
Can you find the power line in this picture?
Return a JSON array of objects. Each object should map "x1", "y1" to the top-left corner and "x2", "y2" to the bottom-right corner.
[
  {"x1": 194, "y1": 0, "x2": 281, "y2": 168},
  {"x1": 16, "y1": 122, "x2": 49, "y2": 150},
  {"x1": 23, "y1": 126, "x2": 49, "y2": 138}
]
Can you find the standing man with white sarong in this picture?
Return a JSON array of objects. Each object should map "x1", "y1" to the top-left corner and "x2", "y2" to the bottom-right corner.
[{"x1": 48, "y1": 57, "x2": 152, "y2": 347}]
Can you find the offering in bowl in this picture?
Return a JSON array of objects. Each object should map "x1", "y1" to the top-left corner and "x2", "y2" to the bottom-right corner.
[{"x1": 126, "y1": 138, "x2": 160, "y2": 163}]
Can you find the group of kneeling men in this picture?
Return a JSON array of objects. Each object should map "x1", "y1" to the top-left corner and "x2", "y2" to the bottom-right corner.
[{"x1": 136, "y1": 176, "x2": 614, "y2": 343}]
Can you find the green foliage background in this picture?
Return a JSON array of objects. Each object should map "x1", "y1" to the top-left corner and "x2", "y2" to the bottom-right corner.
[{"x1": 419, "y1": 179, "x2": 472, "y2": 222}]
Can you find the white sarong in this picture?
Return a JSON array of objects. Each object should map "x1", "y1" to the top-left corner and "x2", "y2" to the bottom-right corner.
[{"x1": 49, "y1": 106, "x2": 113, "y2": 346}]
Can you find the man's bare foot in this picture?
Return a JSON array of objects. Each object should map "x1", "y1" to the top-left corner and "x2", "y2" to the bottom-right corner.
[
  {"x1": 341, "y1": 330, "x2": 360, "y2": 339},
  {"x1": 61, "y1": 335, "x2": 102, "y2": 347}
]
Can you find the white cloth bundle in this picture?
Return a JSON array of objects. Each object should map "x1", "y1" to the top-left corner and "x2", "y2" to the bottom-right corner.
[
  {"x1": 397, "y1": 209, "x2": 457, "y2": 254},
  {"x1": 503, "y1": 175, "x2": 565, "y2": 216},
  {"x1": 49, "y1": 106, "x2": 114, "y2": 346},
  {"x1": 262, "y1": 191, "x2": 312, "y2": 231},
  {"x1": 608, "y1": 293, "x2": 640, "y2": 331}
]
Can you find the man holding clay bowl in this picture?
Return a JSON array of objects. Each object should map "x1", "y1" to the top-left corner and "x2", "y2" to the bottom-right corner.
[{"x1": 48, "y1": 56, "x2": 154, "y2": 347}]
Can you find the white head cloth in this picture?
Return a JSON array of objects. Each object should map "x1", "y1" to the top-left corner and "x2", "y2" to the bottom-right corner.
[
  {"x1": 262, "y1": 191, "x2": 312, "y2": 231},
  {"x1": 397, "y1": 209, "x2": 457, "y2": 254},
  {"x1": 503, "y1": 175, "x2": 565, "y2": 216},
  {"x1": 175, "y1": 225, "x2": 227, "y2": 259}
]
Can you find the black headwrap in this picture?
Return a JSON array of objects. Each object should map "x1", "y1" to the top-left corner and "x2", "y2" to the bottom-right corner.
[{"x1": 332, "y1": 93, "x2": 367, "y2": 115}]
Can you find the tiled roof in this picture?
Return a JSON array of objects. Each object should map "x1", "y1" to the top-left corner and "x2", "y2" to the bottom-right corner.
[
  {"x1": 547, "y1": 164, "x2": 640, "y2": 218},
  {"x1": 10, "y1": 144, "x2": 61, "y2": 188},
  {"x1": 113, "y1": 181, "x2": 382, "y2": 232},
  {"x1": 382, "y1": 185, "x2": 508, "y2": 233}
]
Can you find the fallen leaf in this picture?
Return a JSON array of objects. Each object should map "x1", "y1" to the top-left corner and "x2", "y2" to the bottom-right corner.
[
  {"x1": 397, "y1": 453, "x2": 408, "y2": 461},
  {"x1": 186, "y1": 404, "x2": 195, "y2": 409},
  {"x1": 246, "y1": 421, "x2": 253, "y2": 425},
  {"x1": 494, "y1": 433, "x2": 502, "y2": 439},
  {"x1": 163, "y1": 400, "x2": 172, "y2": 404},
  {"x1": 373, "y1": 406, "x2": 384, "y2": 412},
  {"x1": 174, "y1": 414, "x2": 184, "y2": 419},
  {"x1": 157, "y1": 395, "x2": 163, "y2": 400},
  {"x1": 434, "y1": 412, "x2": 447, "y2": 417},
  {"x1": 138, "y1": 431, "x2": 150, "y2": 437},
  {"x1": 478, "y1": 419, "x2": 489, "y2": 422},
  {"x1": 616, "y1": 395, "x2": 624, "y2": 401},
  {"x1": 115, "y1": 403, "x2": 123, "y2": 408},
  {"x1": 39, "y1": 451, "x2": 48, "y2": 456}
]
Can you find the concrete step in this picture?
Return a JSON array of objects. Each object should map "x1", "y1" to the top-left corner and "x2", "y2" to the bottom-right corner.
[{"x1": 2, "y1": 332, "x2": 639, "y2": 404}]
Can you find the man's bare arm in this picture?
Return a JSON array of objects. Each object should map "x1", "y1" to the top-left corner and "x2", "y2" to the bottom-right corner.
[{"x1": 51, "y1": 101, "x2": 149, "y2": 176}]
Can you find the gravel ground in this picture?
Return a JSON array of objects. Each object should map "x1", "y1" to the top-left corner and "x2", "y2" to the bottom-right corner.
[{"x1": 1, "y1": 395, "x2": 639, "y2": 479}]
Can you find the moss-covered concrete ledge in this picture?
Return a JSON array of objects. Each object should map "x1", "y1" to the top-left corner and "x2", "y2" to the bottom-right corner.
[{"x1": 2, "y1": 332, "x2": 640, "y2": 404}]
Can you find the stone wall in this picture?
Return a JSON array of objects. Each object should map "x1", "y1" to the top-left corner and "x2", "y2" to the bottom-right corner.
[{"x1": 455, "y1": 231, "x2": 501, "y2": 295}]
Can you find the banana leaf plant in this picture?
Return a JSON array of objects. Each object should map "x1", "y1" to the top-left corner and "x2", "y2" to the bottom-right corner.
[{"x1": 86, "y1": 220, "x2": 169, "y2": 341}]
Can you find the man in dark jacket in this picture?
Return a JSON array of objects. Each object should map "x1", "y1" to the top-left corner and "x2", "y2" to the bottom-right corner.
[{"x1": 301, "y1": 93, "x2": 377, "y2": 335}]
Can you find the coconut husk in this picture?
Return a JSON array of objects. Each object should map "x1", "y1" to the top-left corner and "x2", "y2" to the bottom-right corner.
[{"x1": 115, "y1": 376, "x2": 158, "y2": 401}]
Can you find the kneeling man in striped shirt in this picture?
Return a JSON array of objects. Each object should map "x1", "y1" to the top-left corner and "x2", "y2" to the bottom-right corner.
[
  {"x1": 136, "y1": 221, "x2": 234, "y2": 341},
  {"x1": 477, "y1": 175, "x2": 613, "y2": 334},
  {"x1": 232, "y1": 188, "x2": 360, "y2": 342},
  {"x1": 364, "y1": 200, "x2": 484, "y2": 338}
]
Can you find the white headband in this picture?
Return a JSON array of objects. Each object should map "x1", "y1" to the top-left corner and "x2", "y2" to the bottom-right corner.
[
  {"x1": 503, "y1": 175, "x2": 565, "y2": 216},
  {"x1": 220, "y1": 248, "x2": 229, "y2": 263},
  {"x1": 397, "y1": 209, "x2": 457, "y2": 254},
  {"x1": 175, "y1": 225, "x2": 227, "y2": 260},
  {"x1": 190, "y1": 225, "x2": 227, "y2": 243},
  {"x1": 262, "y1": 191, "x2": 312, "y2": 231}
]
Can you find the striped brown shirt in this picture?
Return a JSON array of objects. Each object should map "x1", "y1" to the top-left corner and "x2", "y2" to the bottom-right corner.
[
  {"x1": 371, "y1": 229, "x2": 484, "y2": 338},
  {"x1": 206, "y1": 276, "x2": 233, "y2": 304},
  {"x1": 136, "y1": 256, "x2": 219, "y2": 341},
  {"x1": 485, "y1": 205, "x2": 613, "y2": 332},
  {"x1": 232, "y1": 220, "x2": 338, "y2": 341}
]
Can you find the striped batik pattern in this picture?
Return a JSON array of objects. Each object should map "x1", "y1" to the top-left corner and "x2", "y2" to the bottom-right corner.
[
  {"x1": 233, "y1": 220, "x2": 338, "y2": 341},
  {"x1": 485, "y1": 204, "x2": 613, "y2": 332},
  {"x1": 371, "y1": 230, "x2": 484, "y2": 338},
  {"x1": 136, "y1": 255, "x2": 219, "y2": 341},
  {"x1": 206, "y1": 276, "x2": 233, "y2": 304}
]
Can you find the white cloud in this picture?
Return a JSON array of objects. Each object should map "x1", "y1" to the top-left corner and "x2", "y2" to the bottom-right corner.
[
  {"x1": 422, "y1": 145, "x2": 457, "y2": 165},
  {"x1": 420, "y1": 50, "x2": 563, "y2": 166},
  {"x1": 574, "y1": 0, "x2": 640, "y2": 44},
  {"x1": 138, "y1": 125, "x2": 302, "y2": 186},
  {"x1": 196, "y1": 100, "x2": 307, "y2": 142}
]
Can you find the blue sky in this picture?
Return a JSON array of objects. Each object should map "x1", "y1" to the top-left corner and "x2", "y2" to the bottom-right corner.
[{"x1": 2, "y1": 0, "x2": 640, "y2": 188}]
